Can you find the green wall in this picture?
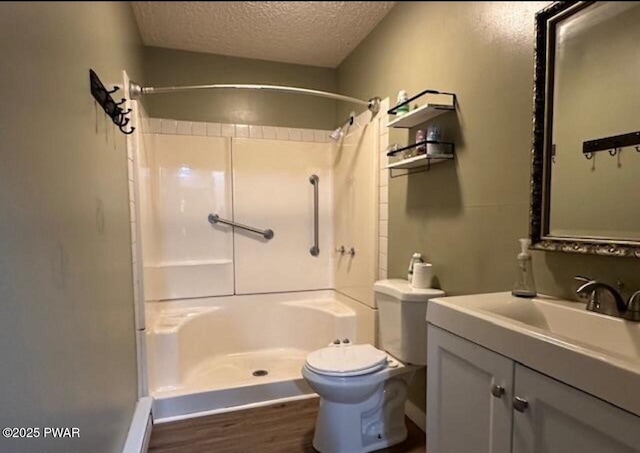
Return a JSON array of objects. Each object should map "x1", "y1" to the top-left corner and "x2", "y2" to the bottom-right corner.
[
  {"x1": 142, "y1": 47, "x2": 338, "y2": 129},
  {"x1": 337, "y1": 1, "x2": 640, "y2": 412},
  {"x1": 0, "y1": 3, "x2": 143, "y2": 452}
]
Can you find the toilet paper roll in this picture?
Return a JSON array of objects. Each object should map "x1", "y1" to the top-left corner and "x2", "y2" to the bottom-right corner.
[{"x1": 412, "y1": 263, "x2": 433, "y2": 289}]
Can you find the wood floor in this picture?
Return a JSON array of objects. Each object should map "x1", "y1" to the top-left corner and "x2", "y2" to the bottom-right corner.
[{"x1": 149, "y1": 397, "x2": 425, "y2": 453}]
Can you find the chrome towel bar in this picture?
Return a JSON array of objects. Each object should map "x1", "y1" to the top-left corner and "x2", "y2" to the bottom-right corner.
[{"x1": 208, "y1": 213, "x2": 274, "y2": 240}]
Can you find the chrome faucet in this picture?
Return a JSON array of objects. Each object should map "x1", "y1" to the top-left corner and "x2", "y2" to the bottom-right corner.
[{"x1": 574, "y1": 276, "x2": 640, "y2": 322}]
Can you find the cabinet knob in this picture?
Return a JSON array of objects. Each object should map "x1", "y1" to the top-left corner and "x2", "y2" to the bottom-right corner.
[
  {"x1": 513, "y1": 396, "x2": 529, "y2": 412},
  {"x1": 491, "y1": 384, "x2": 505, "y2": 398}
]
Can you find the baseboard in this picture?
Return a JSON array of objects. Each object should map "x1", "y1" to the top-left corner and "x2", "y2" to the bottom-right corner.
[
  {"x1": 405, "y1": 400, "x2": 426, "y2": 432},
  {"x1": 123, "y1": 397, "x2": 153, "y2": 453}
]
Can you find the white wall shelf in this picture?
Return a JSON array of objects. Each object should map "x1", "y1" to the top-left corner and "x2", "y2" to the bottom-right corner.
[
  {"x1": 387, "y1": 89, "x2": 456, "y2": 129},
  {"x1": 387, "y1": 153, "x2": 454, "y2": 170},
  {"x1": 387, "y1": 103, "x2": 455, "y2": 129},
  {"x1": 386, "y1": 139, "x2": 455, "y2": 177},
  {"x1": 385, "y1": 89, "x2": 457, "y2": 177}
]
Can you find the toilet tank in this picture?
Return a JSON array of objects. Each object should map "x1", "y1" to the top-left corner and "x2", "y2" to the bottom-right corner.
[{"x1": 374, "y1": 279, "x2": 445, "y2": 365}]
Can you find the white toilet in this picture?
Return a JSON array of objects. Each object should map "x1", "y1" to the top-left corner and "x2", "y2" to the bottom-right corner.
[{"x1": 302, "y1": 279, "x2": 445, "y2": 453}]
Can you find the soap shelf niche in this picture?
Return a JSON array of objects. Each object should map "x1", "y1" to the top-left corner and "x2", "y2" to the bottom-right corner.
[
  {"x1": 386, "y1": 140, "x2": 455, "y2": 178},
  {"x1": 387, "y1": 89, "x2": 456, "y2": 129}
]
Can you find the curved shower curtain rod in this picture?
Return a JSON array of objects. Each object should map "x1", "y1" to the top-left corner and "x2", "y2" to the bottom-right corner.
[{"x1": 129, "y1": 81, "x2": 381, "y2": 114}]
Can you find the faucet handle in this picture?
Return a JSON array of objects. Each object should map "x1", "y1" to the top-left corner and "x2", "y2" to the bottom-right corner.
[
  {"x1": 574, "y1": 276, "x2": 594, "y2": 300},
  {"x1": 574, "y1": 276, "x2": 594, "y2": 299}
]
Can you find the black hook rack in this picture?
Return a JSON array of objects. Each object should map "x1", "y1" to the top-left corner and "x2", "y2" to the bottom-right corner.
[
  {"x1": 582, "y1": 131, "x2": 640, "y2": 160},
  {"x1": 90, "y1": 69, "x2": 135, "y2": 135}
]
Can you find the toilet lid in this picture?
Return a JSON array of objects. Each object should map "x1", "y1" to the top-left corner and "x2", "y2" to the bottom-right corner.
[{"x1": 305, "y1": 344, "x2": 388, "y2": 377}]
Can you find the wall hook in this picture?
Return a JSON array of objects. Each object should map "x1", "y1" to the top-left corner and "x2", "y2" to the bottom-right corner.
[
  {"x1": 90, "y1": 69, "x2": 135, "y2": 136},
  {"x1": 119, "y1": 125, "x2": 136, "y2": 135},
  {"x1": 585, "y1": 152, "x2": 594, "y2": 160},
  {"x1": 609, "y1": 148, "x2": 619, "y2": 157}
]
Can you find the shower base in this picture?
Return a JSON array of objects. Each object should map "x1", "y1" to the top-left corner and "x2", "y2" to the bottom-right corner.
[
  {"x1": 152, "y1": 348, "x2": 313, "y2": 421},
  {"x1": 146, "y1": 290, "x2": 367, "y2": 421}
]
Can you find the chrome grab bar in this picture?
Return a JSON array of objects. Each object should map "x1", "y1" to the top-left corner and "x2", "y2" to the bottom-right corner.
[
  {"x1": 309, "y1": 175, "x2": 320, "y2": 256},
  {"x1": 208, "y1": 213, "x2": 274, "y2": 240}
]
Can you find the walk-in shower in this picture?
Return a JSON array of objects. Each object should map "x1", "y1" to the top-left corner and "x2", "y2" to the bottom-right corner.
[{"x1": 127, "y1": 80, "x2": 383, "y2": 421}]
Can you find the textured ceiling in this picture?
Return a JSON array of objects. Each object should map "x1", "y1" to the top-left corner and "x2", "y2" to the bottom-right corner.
[{"x1": 132, "y1": 2, "x2": 396, "y2": 68}]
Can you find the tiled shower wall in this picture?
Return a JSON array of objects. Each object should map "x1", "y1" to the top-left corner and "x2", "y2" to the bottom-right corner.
[
  {"x1": 378, "y1": 98, "x2": 390, "y2": 280},
  {"x1": 124, "y1": 71, "x2": 150, "y2": 397},
  {"x1": 143, "y1": 119, "x2": 333, "y2": 143}
]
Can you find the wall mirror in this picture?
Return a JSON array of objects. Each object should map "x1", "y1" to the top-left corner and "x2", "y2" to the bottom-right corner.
[{"x1": 530, "y1": 1, "x2": 640, "y2": 258}]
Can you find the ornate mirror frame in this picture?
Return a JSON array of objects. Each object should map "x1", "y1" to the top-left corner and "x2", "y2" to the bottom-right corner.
[{"x1": 529, "y1": 1, "x2": 640, "y2": 258}]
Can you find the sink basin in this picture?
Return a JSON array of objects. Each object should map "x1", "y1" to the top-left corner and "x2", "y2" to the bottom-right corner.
[
  {"x1": 473, "y1": 294, "x2": 640, "y2": 361},
  {"x1": 427, "y1": 292, "x2": 640, "y2": 416}
]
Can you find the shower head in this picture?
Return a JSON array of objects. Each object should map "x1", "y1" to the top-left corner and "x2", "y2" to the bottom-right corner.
[
  {"x1": 329, "y1": 127, "x2": 343, "y2": 142},
  {"x1": 329, "y1": 112, "x2": 357, "y2": 142}
]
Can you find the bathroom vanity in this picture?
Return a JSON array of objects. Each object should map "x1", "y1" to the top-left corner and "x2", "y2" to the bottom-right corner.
[{"x1": 426, "y1": 292, "x2": 640, "y2": 453}]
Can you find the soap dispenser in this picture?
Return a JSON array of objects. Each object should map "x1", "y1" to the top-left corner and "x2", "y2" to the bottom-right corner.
[{"x1": 512, "y1": 238, "x2": 537, "y2": 298}]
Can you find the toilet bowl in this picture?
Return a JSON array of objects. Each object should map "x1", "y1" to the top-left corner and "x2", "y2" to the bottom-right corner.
[
  {"x1": 303, "y1": 279, "x2": 445, "y2": 453},
  {"x1": 302, "y1": 343, "x2": 415, "y2": 453}
]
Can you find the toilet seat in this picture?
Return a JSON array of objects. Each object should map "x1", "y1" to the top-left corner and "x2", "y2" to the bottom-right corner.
[{"x1": 305, "y1": 344, "x2": 388, "y2": 377}]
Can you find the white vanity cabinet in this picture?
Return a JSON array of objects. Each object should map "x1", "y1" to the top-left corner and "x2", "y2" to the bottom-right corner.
[
  {"x1": 427, "y1": 326, "x2": 640, "y2": 453},
  {"x1": 427, "y1": 325, "x2": 513, "y2": 453},
  {"x1": 512, "y1": 364, "x2": 640, "y2": 453}
]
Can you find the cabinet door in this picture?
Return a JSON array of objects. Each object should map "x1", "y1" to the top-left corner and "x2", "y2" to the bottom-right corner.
[
  {"x1": 427, "y1": 326, "x2": 514, "y2": 453},
  {"x1": 513, "y1": 364, "x2": 640, "y2": 453}
]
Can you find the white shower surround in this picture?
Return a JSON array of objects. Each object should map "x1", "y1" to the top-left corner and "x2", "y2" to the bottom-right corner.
[
  {"x1": 127, "y1": 105, "x2": 384, "y2": 418},
  {"x1": 137, "y1": 130, "x2": 336, "y2": 299}
]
